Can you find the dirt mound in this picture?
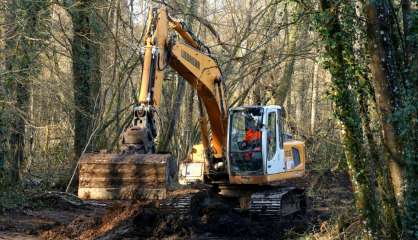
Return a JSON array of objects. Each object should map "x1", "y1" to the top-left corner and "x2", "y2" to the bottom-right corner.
[
  {"x1": 0, "y1": 170, "x2": 354, "y2": 239},
  {"x1": 131, "y1": 207, "x2": 191, "y2": 239},
  {"x1": 41, "y1": 200, "x2": 190, "y2": 239},
  {"x1": 41, "y1": 201, "x2": 141, "y2": 240},
  {"x1": 40, "y1": 171, "x2": 355, "y2": 239},
  {"x1": 41, "y1": 214, "x2": 100, "y2": 240},
  {"x1": 190, "y1": 190, "x2": 273, "y2": 238},
  {"x1": 0, "y1": 192, "x2": 106, "y2": 239},
  {"x1": 41, "y1": 190, "x2": 296, "y2": 240}
]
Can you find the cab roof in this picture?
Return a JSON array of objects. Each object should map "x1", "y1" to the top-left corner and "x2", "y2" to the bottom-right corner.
[{"x1": 229, "y1": 105, "x2": 282, "y2": 111}]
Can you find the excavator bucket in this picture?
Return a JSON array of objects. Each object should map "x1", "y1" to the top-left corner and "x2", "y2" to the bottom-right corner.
[{"x1": 78, "y1": 153, "x2": 176, "y2": 200}]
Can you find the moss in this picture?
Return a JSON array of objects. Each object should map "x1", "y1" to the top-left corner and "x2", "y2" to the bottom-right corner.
[{"x1": 315, "y1": 0, "x2": 383, "y2": 237}]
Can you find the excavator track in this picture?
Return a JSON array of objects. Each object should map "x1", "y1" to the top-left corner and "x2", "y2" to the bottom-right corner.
[
  {"x1": 249, "y1": 187, "x2": 305, "y2": 221},
  {"x1": 218, "y1": 185, "x2": 306, "y2": 220},
  {"x1": 160, "y1": 193, "x2": 193, "y2": 214},
  {"x1": 156, "y1": 187, "x2": 306, "y2": 220}
]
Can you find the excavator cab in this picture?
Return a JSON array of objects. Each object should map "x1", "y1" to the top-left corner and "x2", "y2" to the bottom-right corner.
[
  {"x1": 228, "y1": 106, "x2": 284, "y2": 176},
  {"x1": 228, "y1": 107, "x2": 264, "y2": 175},
  {"x1": 227, "y1": 106, "x2": 305, "y2": 185}
]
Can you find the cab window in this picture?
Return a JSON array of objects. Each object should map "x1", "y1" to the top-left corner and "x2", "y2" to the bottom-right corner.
[
  {"x1": 278, "y1": 110, "x2": 284, "y2": 149},
  {"x1": 229, "y1": 108, "x2": 263, "y2": 175},
  {"x1": 267, "y1": 112, "x2": 277, "y2": 160}
]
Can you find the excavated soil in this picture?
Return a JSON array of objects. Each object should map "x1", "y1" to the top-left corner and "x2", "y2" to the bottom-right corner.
[
  {"x1": 0, "y1": 194, "x2": 107, "y2": 240},
  {"x1": 0, "y1": 170, "x2": 354, "y2": 239},
  {"x1": 41, "y1": 190, "x2": 295, "y2": 240}
]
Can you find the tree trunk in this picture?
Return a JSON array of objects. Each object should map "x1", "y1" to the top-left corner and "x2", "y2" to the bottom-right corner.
[
  {"x1": 310, "y1": 61, "x2": 318, "y2": 135},
  {"x1": 9, "y1": 83, "x2": 28, "y2": 181},
  {"x1": 364, "y1": 0, "x2": 405, "y2": 207},
  {"x1": 0, "y1": 1, "x2": 6, "y2": 172},
  {"x1": 71, "y1": 0, "x2": 102, "y2": 158},
  {"x1": 274, "y1": 44, "x2": 297, "y2": 105},
  {"x1": 0, "y1": 102, "x2": 4, "y2": 170},
  {"x1": 295, "y1": 59, "x2": 308, "y2": 129},
  {"x1": 274, "y1": 4, "x2": 306, "y2": 107},
  {"x1": 4, "y1": 0, "x2": 18, "y2": 181},
  {"x1": 358, "y1": 86, "x2": 401, "y2": 239},
  {"x1": 72, "y1": 1, "x2": 91, "y2": 158},
  {"x1": 89, "y1": 4, "x2": 103, "y2": 151},
  {"x1": 184, "y1": 0, "x2": 198, "y2": 156},
  {"x1": 4, "y1": 0, "x2": 49, "y2": 181},
  {"x1": 1, "y1": 0, "x2": 16, "y2": 175},
  {"x1": 157, "y1": 75, "x2": 186, "y2": 152},
  {"x1": 319, "y1": 0, "x2": 381, "y2": 236},
  {"x1": 400, "y1": 0, "x2": 418, "y2": 237},
  {"x1": 274, "y1": 4, "x2": 295, "y2": 106},
  {"x1": 365, "y1": 1, "x2": 418, "y2": 237}
]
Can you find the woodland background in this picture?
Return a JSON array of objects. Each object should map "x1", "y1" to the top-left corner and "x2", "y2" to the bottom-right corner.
[{"x1": 0, "y1": 0, "x2": 416, "y2": 239}]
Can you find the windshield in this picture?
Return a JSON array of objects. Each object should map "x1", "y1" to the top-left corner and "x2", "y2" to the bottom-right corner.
[{"x1": 229, "y1": 108, "x2": 263, "y2": 175}]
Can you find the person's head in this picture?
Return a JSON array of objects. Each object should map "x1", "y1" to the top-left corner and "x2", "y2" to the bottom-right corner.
[{"x1": 246, "y1": 118, "x2": 256, "y2": 130}]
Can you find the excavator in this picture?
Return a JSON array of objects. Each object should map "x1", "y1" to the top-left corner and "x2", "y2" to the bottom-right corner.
[{"x1": 78, "y1": 5, "x2": 306, "y2": 219}]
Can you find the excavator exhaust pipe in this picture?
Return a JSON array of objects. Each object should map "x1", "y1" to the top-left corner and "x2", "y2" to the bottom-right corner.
[{"x1": 78, "y1": 153, "x2": 176, "y2": 200}]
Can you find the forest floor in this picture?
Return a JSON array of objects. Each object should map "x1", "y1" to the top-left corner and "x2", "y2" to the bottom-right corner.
[{"x1": 0, "y1": 169, "x2": 358, "y2": 240}]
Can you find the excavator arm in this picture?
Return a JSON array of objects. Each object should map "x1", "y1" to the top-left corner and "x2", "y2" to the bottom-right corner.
[
  {"x1": 78, "y1": 6, "x2": 228, "y2": 201},
  {"x1": 133, "y1": 6, "x2": 227, "y2": 160}
]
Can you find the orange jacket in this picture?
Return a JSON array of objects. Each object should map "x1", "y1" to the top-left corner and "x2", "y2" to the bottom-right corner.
[{"x1": 244, "y1": 129, "x2": 261, "y2": 142}]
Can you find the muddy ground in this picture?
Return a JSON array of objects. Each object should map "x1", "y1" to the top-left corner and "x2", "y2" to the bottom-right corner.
[{"x1": 0, "y1": 170, "x2": 354, "y2": 240}]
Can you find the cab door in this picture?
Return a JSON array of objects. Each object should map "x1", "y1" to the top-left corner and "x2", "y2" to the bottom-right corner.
[{"x1": 265, "y1": 108, "x2": 285, "y2": 174}]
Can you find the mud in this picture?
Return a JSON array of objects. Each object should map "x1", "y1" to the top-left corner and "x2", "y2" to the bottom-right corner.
[
  {"x1": 0, "y1": 194, "x2": 107, "y2": 239},
  {"x1": 40, "y1": 189, "x2": 310, "y2": 240},
  {"x1": 0, "y1": 170, "x2": 354, "y2": 239}
]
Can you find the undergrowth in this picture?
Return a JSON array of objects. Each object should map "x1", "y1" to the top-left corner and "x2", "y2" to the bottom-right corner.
[
  {"x1": 0, "y1": 173, "x2": 27, "y2": 213},
  {"x1": 300, "y1": 159, "x2": 368, "y2": 240},
  {"x1": 0, "y1": 172, "x2": 55, "y2": 213}
]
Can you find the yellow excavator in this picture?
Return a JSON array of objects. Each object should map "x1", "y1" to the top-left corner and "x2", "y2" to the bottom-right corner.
[{"x1": 78, "y1": 6, "x2": 306, "y2": 218}]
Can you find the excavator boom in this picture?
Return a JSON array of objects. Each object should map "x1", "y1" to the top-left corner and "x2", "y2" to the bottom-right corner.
[{"x1": 136, "y1": 6, "x2": 227, "y2": 158}]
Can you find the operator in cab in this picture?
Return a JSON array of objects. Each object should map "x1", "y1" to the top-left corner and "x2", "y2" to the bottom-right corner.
[
  {"x1": 230, "y1": 110, "x2": 264, "y2": 173},
  {"x1": 241, "y1": 117, "x2": 262, "y2": 165},
  {"x1": 244, "y1": 120, "x2": 261, "y2": 148}
]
